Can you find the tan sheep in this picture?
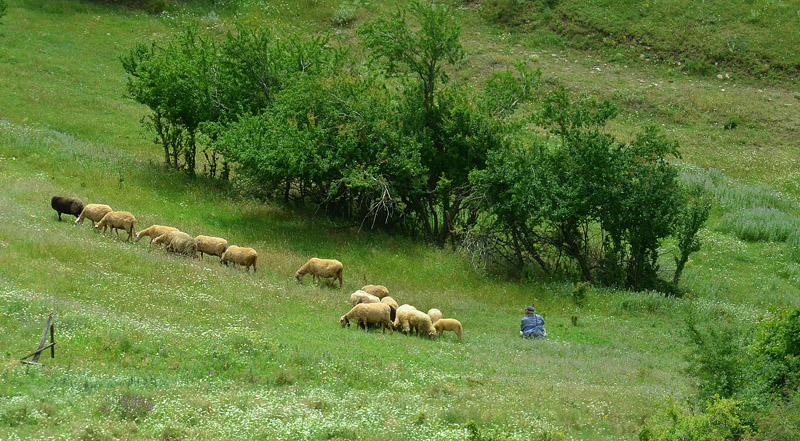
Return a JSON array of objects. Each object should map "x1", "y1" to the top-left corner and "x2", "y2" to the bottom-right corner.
[
  {"x1": 350, "y1": 290, "x2": 380, "y2": 307},
  {"x1": 152, "y1": 231, "x2": 196, "y2": 257},
  {"x1": 168, "y1": 235, "x2": 197, "y2": 258},
  {"x1": 339, "y1": 303, "x2": 394, "y2": 334},
  {"x1": 408, "y1": 310, "x2": 437, "y2": 338},
  {"x1": 295, "y1": 258, "x2": 343, "y2": 287},
  {"x1": 381, "y1": 296, "x2": 399, "y2": 310},
  {"x1": 427, "y1": 308, "x2": 442, "y2": 324},
  {"x1": 95, "y1": 211, "x2": 136, "y2": 241},
  {"x1": 434, "y1": 318, "x2": 463, "y2": 341},
  {"x1": 360, "y1": 285, "x2": 389, "y2": 299},
  {"x1": 194, "y1": 235, "x2": 228, "y2": 260},
  {"x1": 75, "y1": 204, "x2": 112, "y2": 228},
  {"x1": 221, "y1": 246, "x2": 258, "y2": 272},
  {"x1": 135, "y1": 225, "x2": 179, "y2": 245},
  {"x1": 394, "y1": 304, "x2": 417, "y2": 333},
  {"x1": 152, "y1": 230, "x2": 188, "y2": 247}
]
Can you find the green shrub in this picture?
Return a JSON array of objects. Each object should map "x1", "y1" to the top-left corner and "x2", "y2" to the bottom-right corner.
[
  {"x1": 332, "y1": 1, "x2": 358, "y2": 26},
  {"x1": 751, "y1": 307, "x2": 800, "y2": 393},
  {"x1": 639, "y1": 395, "x2": 751, "y2": 441},
  {"x1": 685, "y1": 311, "x2": 749, "y2": 400},
  {"x1": 716, "y1": 208, "x2": 800, "y2": 242}
]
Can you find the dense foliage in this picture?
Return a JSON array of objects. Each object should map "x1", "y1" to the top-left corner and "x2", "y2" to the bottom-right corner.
[
  {"x1": 649, "y1": 306, "x2": 800, "y2": 440},
  {"x1": 122, "y1": 1, "x2": 706, "y2": 291}
]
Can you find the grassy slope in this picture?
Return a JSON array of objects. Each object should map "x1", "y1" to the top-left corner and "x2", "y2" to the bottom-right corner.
[{"x1": 0, "y1": 1, "x2": 798, "y2": 440}]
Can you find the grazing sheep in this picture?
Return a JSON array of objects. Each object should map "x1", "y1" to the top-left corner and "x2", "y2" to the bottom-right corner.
[
  {"x1": 427, "y1": 308, "x2": 442, "y2": 324},
  {"x1": 135, "y1": 225, "x2": 179, "y2": 245},
  {"x1": 350, "y1": 290, "x2": 380, "y2": 307},
  {"x1": 360, "y1": 285, "x2": 389, "y2": 299},
  {"x1": 221, "y1": 246, "x2": 258, "y2": 272},
  {"x1": 152, "y1": 230, "x2": 189, "y2": 248},
  {"x1": 339, "y1": 303, "x2": 394, "y2": 334},
  {"x1": 167, "y1": 234, "x2": 197, "y2": 258},
  {"x1": 95, "y1": 211, "x2": 136, "y2": 241},
  {"x1": 75, "y1": 204, "x2": 112, "y2": 228},
  {"x1": 295, "y1": 258, "x2": 343, "y2": 287},
  {"x1": 434, "y1": 318, "x2": 463, "y2": 341},
  {"x1": 194, "y1": 235, "x2": 228, "y2": 260},
  {"x1": 408, "y1": 310, "x2": 437, "y2": 338},
  {"x1": 381, "y1": 296, "x2": 399, "y2": 310},
  {"x1": 51, "y1": 196, "x2": 84, "y2": 221},
  {"x1": 394, "y1": 304, "x2": 417, "y2": 333}
]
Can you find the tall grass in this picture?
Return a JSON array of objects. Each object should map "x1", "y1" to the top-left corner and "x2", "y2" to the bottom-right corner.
[{"x1": 716, "y1": 208, "x2": 800, "y2": 242}]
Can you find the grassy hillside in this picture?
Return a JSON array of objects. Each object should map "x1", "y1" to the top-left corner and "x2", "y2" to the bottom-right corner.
[
  {"x1": 481, "y1": 0, "x2": 800, "y2": 81},
  {"x1": 1, "y1": 0, "x2": 798, "y2": 440}
]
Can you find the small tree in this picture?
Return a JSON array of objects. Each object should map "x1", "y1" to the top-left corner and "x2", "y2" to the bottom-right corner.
[
  {"x1": 358, "y1": 0, "x2": 463, "y2": 115},
  {"x1": 122, "y1": 27, "x2": 221, "y2": 175}
]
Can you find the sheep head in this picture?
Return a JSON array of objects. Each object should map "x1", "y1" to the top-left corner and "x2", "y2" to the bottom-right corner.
[
  {"x1": 295, "y1": 272, "x2": 304, "y2": 283},
  {"x1": 339, "y1": 316, "x2": 349, "y2": 327}
]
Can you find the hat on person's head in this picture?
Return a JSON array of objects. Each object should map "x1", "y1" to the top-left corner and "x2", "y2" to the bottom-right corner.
[{"x1": 525, "y1": 305, "x2": 535, "y2": 312}]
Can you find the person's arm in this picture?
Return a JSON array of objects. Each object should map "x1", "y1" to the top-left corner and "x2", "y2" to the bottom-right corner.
[{"x1": 521, "y1": 317, "x2": 525, "y2": 332}]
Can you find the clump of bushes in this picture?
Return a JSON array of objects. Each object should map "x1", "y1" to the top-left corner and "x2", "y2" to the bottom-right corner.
[{"x1": 640, "y1": 306, "x2": 800, "y2": 439}]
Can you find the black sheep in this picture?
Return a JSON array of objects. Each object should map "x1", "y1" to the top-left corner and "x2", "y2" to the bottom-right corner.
[{"x1": 51, "y1": 196, "x2": 84, "y2": 221}]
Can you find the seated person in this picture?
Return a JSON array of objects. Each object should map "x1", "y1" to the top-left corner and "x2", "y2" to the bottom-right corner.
[{"x1": 520, "y1": 305, "x2": 546, "y2": 339}]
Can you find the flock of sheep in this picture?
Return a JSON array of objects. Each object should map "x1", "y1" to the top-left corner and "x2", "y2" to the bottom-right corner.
[
  {"x1": 340, "y1": 285, "x2": 463, "y2": 340},
  {"x1": 52, "y1": 195, "x2": 463, "y2": 340}
]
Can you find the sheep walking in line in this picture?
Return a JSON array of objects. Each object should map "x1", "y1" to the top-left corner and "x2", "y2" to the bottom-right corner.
[
  {"x1": 350, "y1": 290, "x2": 380, "y2": 306},
  {"x1": 221, "y1": 246, "x2": 258, "y2": 272},
  {"x1": 295, "y1": 258, "x2": 343, "y2": 287},
  {"x1": 95, "y1": 211, "x2": 136, "y2": 241},
  {"x1": 339, "y1": 303, "x2": 395, "y2": 334},
  {"x1": 152, "y1": 231, "x2": 197, "y2": 257},
  {"x1": 434, "y1": 318, "x2": 462, "y2": 341},
  {"x1": 194, "y1": 235, "x2": 228, "y2": 260},
  {"x1": 51, "y1": 196, "x2": 84, "y2": 222},
  {"x1": 360, "y1": 285, "x2": 389, "y2": 299},
  {"x1": 135, "y1": 225, "x2": 179, "y2": 245},
  {"x1": 408, "y1": 310, "x2": 437, "y2": 338},
  {"x1": 152, "y1": 230, "x2": 188, "y2": 248},
  {"x1": 167, "y1": 234, "x2": 198, "y2": 258},
  {"x1": 427, "y1": 308, "x2": 442, "y2": 324},
  {"x1": 76, "y1": 204, "x2": 112, "y2": 229}
]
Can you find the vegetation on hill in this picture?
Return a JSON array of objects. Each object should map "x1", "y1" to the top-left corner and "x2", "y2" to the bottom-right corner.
[
  {"x1": 0, "y1": 0, "x2": 798, "y2": 440},
  {"x1": 121, "y1": 1, "x2": 707, "y2": 292}
]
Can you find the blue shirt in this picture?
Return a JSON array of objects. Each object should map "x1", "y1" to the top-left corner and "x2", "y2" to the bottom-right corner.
[{"x1": 521, "y1": 313, "x2": 545, "y2": 337}]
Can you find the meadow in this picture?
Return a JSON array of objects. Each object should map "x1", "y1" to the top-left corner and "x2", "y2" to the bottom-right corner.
[{"x1": 1, "y1": 1, "x2": 798, "y2": 440}]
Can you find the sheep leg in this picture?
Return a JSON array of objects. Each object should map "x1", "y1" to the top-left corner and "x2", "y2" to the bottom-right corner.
[{"x1": 57, "y1": 212, "x2": 62, "y2": 221}]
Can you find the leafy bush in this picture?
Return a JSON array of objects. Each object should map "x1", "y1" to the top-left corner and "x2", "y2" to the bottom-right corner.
[
  {"x1": 470, "y1": 86, "x2": 701, "y2": 291},
  {"x1": 332, "y1": 1, "x2": 358, "y2": 26},
  {"x1": 751, "y1": 307, "x2": 800, "y2": 393},
  {"x1": 639, "y1": 395, "x2": 751, "y2": 441}
]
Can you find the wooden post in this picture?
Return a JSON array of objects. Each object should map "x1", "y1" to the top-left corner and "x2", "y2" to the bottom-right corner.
[
  {"x1": 21, "y1": 314, "x2": 56, "y2": 364},
  {"x1": 50, "y1": 320, "x2": 55, "y2": 359},
  {"x1": 32, "y1": 314, "x2": 53, "y2": 363}
]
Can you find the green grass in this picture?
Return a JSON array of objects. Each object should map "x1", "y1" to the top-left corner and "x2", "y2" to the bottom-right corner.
[
  {"x1": 0, "y1": 0, "x2": 798, "y2": 440},
  {"x1": 483, "y1": 0, "x2": 800, "y2": 80}
]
